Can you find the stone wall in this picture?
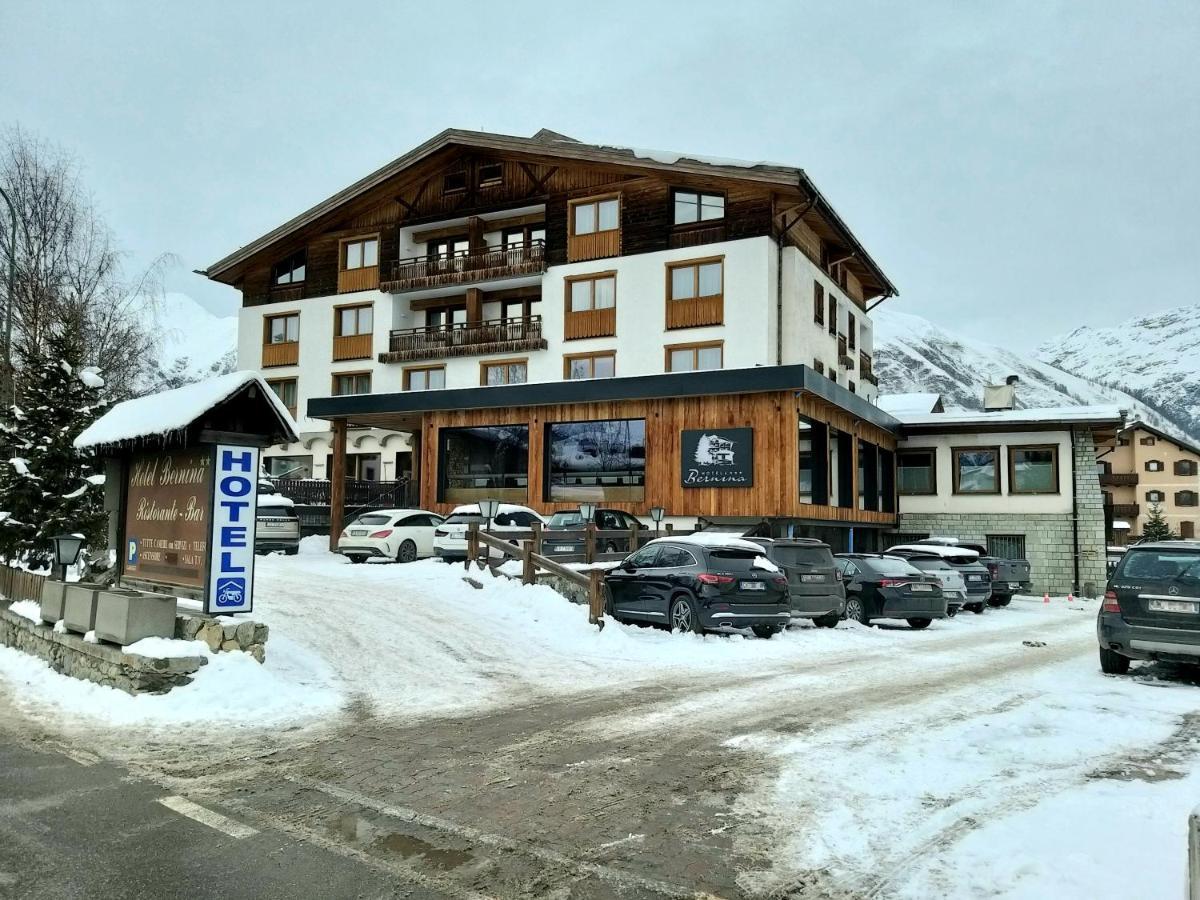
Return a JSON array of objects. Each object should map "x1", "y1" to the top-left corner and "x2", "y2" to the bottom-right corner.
[
  {"x1": 175, "y1": 613, "x2": 269, "y2": 663},
  {"x1": 0, "y1": 605, "x2": 206, "y2": 694}
]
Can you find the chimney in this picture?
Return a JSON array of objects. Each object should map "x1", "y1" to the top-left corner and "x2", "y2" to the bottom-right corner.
[{"x1": 983, "y1": 375, "x2": 1019, "y2": 411}]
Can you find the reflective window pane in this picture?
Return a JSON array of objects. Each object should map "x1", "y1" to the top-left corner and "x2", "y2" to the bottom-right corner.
[
  {"x1": 508, "y1": 363, "x2": 527, "y2": 384},
  {"x1": 339, "y1": 308, "x2": 355, "y2": 335},
  {"x1": 671, "y1": 267, "x2": 695, "y2": 300},
  {"x1": 345, "y1": 242, "x2": 363, "y2": 270},
  {"x1": 568, "y1": 359, "x2": 591, "y2": 380},
  {"x1": 363, "y1": 239, "x2": 378, "y2": 267},
  {"x1": 698, "y1": 262, "x2": 722, "y2": 297},
  {"x1": 593, "y1": 355, "x2": 615, "y2": 378},
  {"x1": 669, "y1": 349, "x2": 693, "y2": 372},
  {"x1": 1012, "y1": 447, "x2": 1056, "y2": 492},
  {"x1": 594, "y1": 277, "x2": 615, "y2": 309},
  {"x1": 360, "y1": 306, "x2": 372, "y2": 333},
  {"x1": 548, "y1": 419, "x2": 646, "y2": 502},
  {"x1": 955, "y1": 449, "x2": 998, "y2": 493},
  {"x1": 571, "y1": 280, "x2": 592, "y2": 312},
  {"x1": 897, "y1": 451, "x2": 935, "y2": 494},
  {"x1": 597, "y1": 199, "x2": 619, "y2": 231},
  {"x1": 439, "y1": 425, "x2": 529, "y2": 503},
  {"x1": 574, "y1": 203, "x2": 596, "y2": 235},
  {"x1": 696, "y1": 346, "x2": 722, "y2": 370},
  {"x1": 700, "y1": 194, "x2": 725, "y2": 220},
  {"x1": 674, "y1": 192, "x2": 698, "y2": 224},
  {"x1": 428, "y1": 368, "x2": 445, "y2": 389}
]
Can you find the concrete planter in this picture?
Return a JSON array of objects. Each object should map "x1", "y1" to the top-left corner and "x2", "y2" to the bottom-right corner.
[
  {"x1": 62, "y1": 584, "x2": 104, "y2": 634},
  {"x1": 39, "y1": 580, "x2": 69, "y2": 625},
  {"x1": 94, "y1": 590, "x2": 178, "y2": 646}
]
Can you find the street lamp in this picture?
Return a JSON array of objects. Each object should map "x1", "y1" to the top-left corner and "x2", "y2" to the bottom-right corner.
[
  {"x1": 649, "y1": 506, "x2": 665, "y2": 538},
  {"x1": 50, "y1": 533, "x2": 85, "y2": 582},
  {"x1": 579, "y1": 501, "x2": 596, "y2": 524}
]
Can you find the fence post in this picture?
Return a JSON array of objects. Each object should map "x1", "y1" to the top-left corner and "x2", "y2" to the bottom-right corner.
[
  {"x1": 466, "y1": 523, "x2": 478, "y2": 572},
  {"x1": 531, "y1": 520, "x2": 543, "y2": 557},
  {"x1": 585, "y1": 523, "x2": 596, "y2": 564},
  {"x1": 1190, "y1": 806, "x2": 1200, "y2": 900},
  {"x1": 628, "y1": 523, "x2": 639, "y2": 552},
  {"x1": 521, "y1": 541, "x2": 535, "y2": 585},
  {"x1": 588, "y1": 568, "x2": 604, "y2": 628},
  {"x1": 665, "y1": 522, "x2": 675, "y2": 536}
]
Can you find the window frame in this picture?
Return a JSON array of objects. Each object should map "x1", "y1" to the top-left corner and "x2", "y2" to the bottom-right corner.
[
  {"x1": 331, "y1": 370, "x2": 372, "y2": 397},
  {"x1": 1175, "y1": 459, "x2": 1199, "y2": 476},
  {"x1": 1146, "y1": 459, "x2": 1164, "y2": 472},
  {"x1": 952, "y1": 446, "x2": 1002, "y2": 495},
  {"x1": 897, "y1": 447, "x2": 938, "y2": 496},
  {"x1": 272, "y1": 249, "x2": 306, "y2": 287},
  {"x1": 265, "y1": 377, "x2": 298, "y2": 415},
  {"x1": 564, "y1": 271, "x2": 617, "y2": 313},
  {"x1": 263, "y1": 313, "x2": 299, "y2": 345},
  {"x1": 478, "y1": 161, "x2": 503, "y2": 187},
  {"x1": 479, "y1": 358, "x2": 528, "y2": 386},
  {"x1": 813, "y1": 282, "x2": 825, "y2": 325},
  {"x1": 339, "y1": 234, "x2": 380, "y2": 272},
  {"x1": 1146, "y1": 490, "x2": 1165, "y2": 503},
  {"x1": 670, "y1": 188, "x2": 725, "y2": 226},
  {"x1": 402, "y1": 365, "x2": 446, "y2": 392},
  {"x1": 1007, "y1": 444, "x2": 1061, "y2": 495},
  {"x1": 568, "y1": 193, "x2": 621, "y2": 238},
  {"x1": 544, "y1": 417, "x2": 647, "y2": 503},
  {"x1": 563, "y1": 350, "x2": 616, "y2": 380},
  {"x1": 442, "y1": 171, "x2": 468, "y2": 195},
  {"x1": 664, "y1": 340, "x2": 724, "y2": 373},
  {"x1": 1140, "y1": 435, "x2": 1156, "y2": 446},
  {"x1": 1176, "y1": 490, "x2": 1199, "y2": 508},
  {"x1": 666, "y1": 256, "x2": 724, "y2": 304},
  {"x1": 334, "y1": 302, "x2": 374, "y2": 337}
]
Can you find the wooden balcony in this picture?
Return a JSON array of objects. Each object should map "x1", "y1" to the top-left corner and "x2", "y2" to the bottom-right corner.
[
  {"x1": 564, "y1": 307, "x2": 616, "y2": 340},
  {"x1": 333, "y1": 333, "x2": 372, "y2": 361},
  {"x1": 1110, "y1": 503, "x2": 1140, "y2": 518},
  {"x1": 666, "y1": 295, "x2": 723, "y2": 330},
  {"x1": 338, "y1": 266, "x2": 379, "y2": 294},
  {"x1": 262, "y1": 341, "x2": 299, "y2": 367},
  {"x1": 1099, "y1": 472, "x2": 1138, "y2": 487},
  {"x1": 380, "y1": 315, "x2": 547, "y2": 364},
  {"x1": 381, "y1": 241, "x2": 546, "y2": 293},
  {"x1": 567, "y1": 230, "x2": 620, "y2": 263}
]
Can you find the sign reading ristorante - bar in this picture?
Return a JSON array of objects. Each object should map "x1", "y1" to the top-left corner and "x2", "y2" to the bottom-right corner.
[
  {"x1": 681, "y1": 427, "x2": 754, "y2": 487},
  {"x1": 122, "y1": 448, "x2": 212, "y2": 588}
]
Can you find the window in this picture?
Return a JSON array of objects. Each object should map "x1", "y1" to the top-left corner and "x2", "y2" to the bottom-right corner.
[
  {"x1": 1175, "y1": 459, "x2": 1199, "y2": 476},
  {"x1": 1009, "y1": 445, "x2": 1059, "y2": 494},
  {"x1": 571, "y1": 196, "x2": 620, "y2": 236},
  {"x1": 265, "y1": 313, "x2": 299, "y2": 344},
  {"x1": 272, "y1": 250, "x2": 306, "y2": 286},
  {"x1": 428, "y1": 236, "x2": 469, "y2": 259},
  {"x1": 266, "y1": 378, "x2": 298, "y2": 414},
  {"x1": 547, "y1": 419, "x2": 646, "y2": 502},
  {"x1": 438, "y1": 425, "x2": 529, "y2": 503},
  {"x1": 848, "y1": 312, "x2": 857, "y2": 351},
  {"x1": 488, "y1": 295, "x2": 540, "y2": 323},
  {"x1": 849, "y1": 381, "x2": 856, "y2": 394},
  {"x1": 1147, "y1": 490, "x2": 1166, "y2": 502},
  {"x1": 898, "y1": 449, "x2": 937, "y2": 495},
  {"x1": 1183, "y1": 521, "x2": 1196, "y2": 539},
  {"x1": 502, "y1": 224, "x2": 545, "y2": 249},
  {"x1": 672, "y1": 190, "x2": 724, "y2": 225},
  {"x1": 987, "y1": 535, "x2": 1027, "y2": 559},
  {"x1": 953, "y1": 447, "x2": 1000, "y2": 494},
  {"x1": 813, "y1": 359, "x2": 825, "y2": 376},
  {"x1": 1146, "y1": 460, "x2": 1164, "y2": 472},
  {"x1": 332, "y1": 372, "x2": 371, "y2": 395},
  {"x1": 666, "y1": 342, "x2": 722, "y2": 372},
  {"x1": 427, "y1": 306, "x2": 467, "y2": 329},
  {"x1": 342, "y1": 236, "x2": 378, "y2": 270},
  {"x1": 1140, "y1": 436, "x2": 1156, "y2": 446},
  {"x1": 336, "y1": 304, "x2": 373, "y2": 336},
  {"x1": 564, "y1": 351, "x2": 615, "y2": 380},
  {"x1": 481, "y1": 359, "x2": 527, "y2": 386},
  {"x1": 264, "y1": 455, "x2": 312, "y2": 479},
  {"x1": 668, "y1": 259, "x2": 723, "y2": 302},
  {"x1": 1176, "y1": 491, "x2": 1199, "y2": 507},
  {"x1": 478, "y1": 162, "x2": 503, "y2": 186},
  {"x1": 1118, "y1": 435, "x2": 1130, "y2": 446},
  {"x1": 327, "y1": 452, "x2": 380, "y2": 481},
  {"x1": 568, "y1": 274, "x2": 616, "y2": 312},
  {"x1": 827, "y1": 294, "x2": 837, "y2": 336},
  {"x1": 626, "y1": 545, "x2": 661, "y2": 568},
  {"x1": 404, "y1": 366, "x2": 445, "y2": 391},
  {"x1": 442, "y1": 171, "x2": 467, "y2": 194},
  {"x1": 813, "y1": 283, "x2": 825, "y2": 325},
  {"x1": 657, "y1": 545, "x2": 698, "y2": 568}
]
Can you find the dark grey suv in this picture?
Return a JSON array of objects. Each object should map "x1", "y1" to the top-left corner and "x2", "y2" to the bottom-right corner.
[
  {"x1": 1098, "y1": 540, "x2": 1200, "y2": 674},
  {"x1": 745, "y1": 538, "x2": 844, "y2": 627}
]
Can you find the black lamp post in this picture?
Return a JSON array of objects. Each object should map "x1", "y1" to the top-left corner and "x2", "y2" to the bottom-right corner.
[
  {"x1": 579, "y1": 501, "x2": 596, "y2": 524},
  {"x1": 50, "y1": 533, "x2": 85, "y2": 582},
  {"x1": 649, "y1": 506, "x2": 665, "y2": 538}
]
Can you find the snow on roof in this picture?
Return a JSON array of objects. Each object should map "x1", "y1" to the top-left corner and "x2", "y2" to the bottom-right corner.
[
  {"x1": 877, "y1": 393, "x2": 943, "y2": 416},
  {"x1": 257, "y1": 494, "x2": 295, "y2": 508},
  {"x1": 587, "y1": 142, "x2": 785, "y2": 170},
  {"x1": 1112, "y1": 521, "x2": 1131, "y2": 530},
  {"x1": 887, "y1": 543, "x2": 981, "y2": 560},
  {"x1": 896, "y1": 405, "x2": 1125, "y2": 429},
  {"x1": 74, "y1": 371, "x2": 297, "y2": 450},
  {"x1": 449, "y1": 503, "x2": 543, "y2": 518}
]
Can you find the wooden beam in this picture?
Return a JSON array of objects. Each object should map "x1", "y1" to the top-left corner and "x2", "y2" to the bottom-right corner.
[
  {"x1": 466, "y1": 288, "x2": 483, "y2": 324},
  {"x1": 328, "y1": 419, "x2": 348, "y2": 552}
]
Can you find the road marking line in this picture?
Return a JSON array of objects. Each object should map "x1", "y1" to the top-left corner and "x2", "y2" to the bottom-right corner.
[
  {"x1": 50, "y1": 744, "x2": 99, "y2": 767},
  {"x1": 157, "y1": 796, "x2": 258, "y2": 839}
]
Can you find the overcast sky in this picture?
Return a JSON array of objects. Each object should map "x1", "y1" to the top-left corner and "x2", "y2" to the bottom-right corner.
[{"x1": 2, "y1": 0, "x2": 1197, "y2": 349}]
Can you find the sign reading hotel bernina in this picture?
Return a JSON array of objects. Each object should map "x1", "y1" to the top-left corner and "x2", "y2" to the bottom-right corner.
[
  {"x1": 206, "y1": 445, "x2": 261, "y2": 614},
  {"x1": 123, "y1": 448, "x2": 212, "y2": 588},
  {"x1": 681, "y1": 428, "x2": 754, "y2": 487}
]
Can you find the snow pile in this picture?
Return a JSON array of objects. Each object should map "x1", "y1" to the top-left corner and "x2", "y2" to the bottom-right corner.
[
  {"x1": 8, "y1": 600, "x2": 40, "y2": 623},
  {"x1": 74, "y1": 370, "x2": 297, "y2": 449},
  {"x1": 122, "y1": 637, "x2": 208, "y2": 659}
]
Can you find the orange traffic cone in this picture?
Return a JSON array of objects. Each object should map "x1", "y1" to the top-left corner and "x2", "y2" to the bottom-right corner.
[{"x1": 1043, "y1": 592, "x2": 1050, "y2": 604}]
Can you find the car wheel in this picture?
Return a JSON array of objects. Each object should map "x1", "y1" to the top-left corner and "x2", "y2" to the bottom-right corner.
[
  {"x1": 907, "y1": 618, "x2": 932, "y2": 630},
  {"x1": 1099, "y1": 645, "x2": 1131, "y2": 675},
  {"x1": 987, "y1": 597, "x2": 1004, "y2": 608},
  {"x1": 397, "y1": 539, "x2": 418, "y2": 563},
  {"x1": 669, "y1": 595, "x2": 701, "y2": 634},
  {"x1": 844, "y1": 597, "x2": 870, "y2": 626},
  {"x1": 997, "y1": 597, "x2": 1012, "y2": 607},
  {"x1": 813, "y1": 613, "x2": 840, "y2": 628},
  {"x1": 946, "y1": 605, "x2": 959, "y2": 618},
  {"x1": 752, "y1": 624, "x2": 781, "y2": 639},
  {"x1": 347, "y1": 555, "x2": 366, "y2": 565},
  {"x1": 969, "y1": 603, "x2": 985, "y2": 614},
  {"x1": 285, "y1": 546, "x2": 299, "y2": 556}
]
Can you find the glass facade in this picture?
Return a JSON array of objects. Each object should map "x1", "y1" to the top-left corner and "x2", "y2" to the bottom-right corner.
[
  {"x1": 439, "y1": 425, "x2": 529, "y2": 503},
  {"x1": 547, "y1": 419, "x2": 646, "y2": 502}
]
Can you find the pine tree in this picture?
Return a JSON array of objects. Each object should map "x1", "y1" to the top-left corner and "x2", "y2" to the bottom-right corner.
[
  {"x1": 0, "y1": 320, "x2": 108, "y2": 568},
  {"x1": 1141, "y1": 502, "x2": 1177, "y2": 542}
]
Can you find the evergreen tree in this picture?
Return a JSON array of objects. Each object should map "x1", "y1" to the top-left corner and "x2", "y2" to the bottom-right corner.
[
  {"x1": 0, "y1": 320, "x2": 108, "y2": 568},
  {"x1": 1141, "y1": 502, "x2": 1177, "y2": 542}
]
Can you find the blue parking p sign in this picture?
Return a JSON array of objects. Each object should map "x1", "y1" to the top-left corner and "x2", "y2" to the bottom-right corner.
[{"x1": 205, "y1": 444, "x2": 260, "y2": 614}]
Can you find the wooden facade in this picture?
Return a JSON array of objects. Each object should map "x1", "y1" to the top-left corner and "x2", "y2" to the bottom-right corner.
[{"x1": 416, "y1": 388, "x2": 898, "y2": 524}]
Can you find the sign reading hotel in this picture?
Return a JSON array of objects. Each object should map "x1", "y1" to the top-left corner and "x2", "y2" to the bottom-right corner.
[
  {"x1": 206, "y1": 445, "x2": 260, "y2": 614},
  {"x1": 681, "y1": 428, "x2": 754, "y2": 487},
  {"x1": 123, "y1": 448, "x2": 212, "y2": 588}
]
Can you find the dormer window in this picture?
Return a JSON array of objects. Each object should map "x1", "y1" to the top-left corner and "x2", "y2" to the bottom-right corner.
[
  {"x1": 442, "y1": 171, "x2": 467, "y2": 194},
  {"x1": 272, "y1": 249, "x2": 306, "y2": 286},
  {"x1": 478, "y1": 162, "x2": 503, "y2": 186},
  {"x1": 672, "y1": 190, "x2": 724, "y2": 225}
]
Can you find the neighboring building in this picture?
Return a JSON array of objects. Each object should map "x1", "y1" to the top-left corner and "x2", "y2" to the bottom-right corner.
[
  {"x1": 201, "y1": 128, "x2": 895, "y2": 482},
  {"x1": 889, "y1": 402, "x2": 1122, "y2": 595},
  {"x1": 1100, "y1": 422, "x2": 1200, "y2": 543}
]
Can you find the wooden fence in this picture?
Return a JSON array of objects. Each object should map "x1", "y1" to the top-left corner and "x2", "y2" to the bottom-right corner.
[{"x1": 0, "y1": 567, "x2": 47, "y2": 605}]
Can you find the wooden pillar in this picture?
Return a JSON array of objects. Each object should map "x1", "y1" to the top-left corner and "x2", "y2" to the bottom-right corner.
[
  {"x1": 409, "y1": 427, "x2": 422, "y2": 506},
  {"x1": 467, "y1": 216, "x2": 485, "y2": 251},
  {"x1": 466, "y1": 287, "x2": 483, "y2": 325},
  {"x1": 329, "y1": 419, "x2": 347, "y2": 551}
]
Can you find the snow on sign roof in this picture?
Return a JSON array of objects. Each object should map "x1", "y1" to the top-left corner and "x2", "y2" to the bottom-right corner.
[
  {"x1": 877, "y1": 393, "x2": 944, "y2": 416},
  {"x1": 74, "y1": 371, "x2": 298, "y2": 450},
  {"x1": 897, "y1": 405, "x2": 1125, "y2": 429}
]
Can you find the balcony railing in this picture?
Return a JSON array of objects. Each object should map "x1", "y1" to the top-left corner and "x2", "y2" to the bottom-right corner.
[
  {"x1": 380, "y1": 315, "x2": 547, "y2": 364},
  {"x1": 1110, "y1": 503, "x2": 1140, "y2": 518},
  {"x1": 380, "y1": 241, "x2": 546, "y2": 293},
  {"x1": 262, "y1": 341, "x2": 299, "y2": 367},
  {"x1": 1099, "y1": 472, "x2": 1138, "y2": 487}
]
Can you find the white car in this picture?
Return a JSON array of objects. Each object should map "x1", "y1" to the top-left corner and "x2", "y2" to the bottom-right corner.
[
  {"x1": 338, "y1": 509, "x2": 445, "y2": 563},
  {"x1": 433, "y1": 503, "x2": 545, "y2": 561}
]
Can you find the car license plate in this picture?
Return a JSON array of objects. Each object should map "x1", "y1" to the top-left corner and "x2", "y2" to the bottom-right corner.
[
  {"x1": 968, "y1": 575, "x2": 983, "y2": 582},
  {"x1": 910, "y1": 583, "x2": 933, "y2": 592},
  {"x1": 801, "y1": 573, "x2": 825, "y2": 583},
  {"x1": 1148, "y1": 599, "x2": 1199, "y2": 614},
  {"x1": 351, "y1": 529, "x2": 367, "y2": 536},
  {"x1": 265, "y1": 521, "x2": 287, "y2": 529},
  {"x1": 1008, "y1": 581, "x2": 1021, "y2": 589},
  {"x1": 553, "y1": 545, "x2": 573, "y2": 552},
  {"x1": 740, "y1": 581, "x2": 765, "y2": 591}
]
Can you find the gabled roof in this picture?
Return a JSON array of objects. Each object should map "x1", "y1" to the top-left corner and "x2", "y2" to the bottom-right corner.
[
  {"x1": 200, "y1": 127, "x2": 897, "y2": 297},
  {"x1": 878, "y1": 392, "x2": 944, "y2": 416},
  {"x1": 1122, "y1": 421, "x2": 1200, "y2": 458}
]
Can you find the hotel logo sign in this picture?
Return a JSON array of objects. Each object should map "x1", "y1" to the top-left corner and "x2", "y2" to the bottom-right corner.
[
  {"x1": 681, "y1": 428, "x2": 754, "y2": 487},
  {"x1": 206, "y1": 444, "x2": 261, "y2": 614}
]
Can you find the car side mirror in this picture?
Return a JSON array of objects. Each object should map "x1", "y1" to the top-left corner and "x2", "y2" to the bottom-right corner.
[{"x1": 622, "y1": 560, "x2": 638, "y2": 572}]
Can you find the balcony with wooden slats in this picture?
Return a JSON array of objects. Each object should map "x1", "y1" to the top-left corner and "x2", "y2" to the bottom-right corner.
[
  {"x1": 1099, "y1": 472, "x2": 1139, "y2": 487},
  {"x1": 262, "y1": 341, "x2": 299, "y2": 368},
  {"x1": 567, "y1": 229, "x2": 620, "y2": 263},
  {"x1": 338, "y1": 266, "x2": 379, "y2": 294},
  {"x1": 665, "y1": 295, "x2": 723, "y2": 330},
  {"x1": 381, "y1": 241, "x2": 546, "y2": 294},
  {"x1": 333, "y1": 333, "x2": 372, "y2": 362},
  {"x1": 379, "y1": 315, "x2": 547, "y2": 364},
  {"x1": 1110, "y1": 503, "x2": 1140, "y2": 518},
  {"x1": 564, "y1": 307, "x2": 616, "y2": 340}
]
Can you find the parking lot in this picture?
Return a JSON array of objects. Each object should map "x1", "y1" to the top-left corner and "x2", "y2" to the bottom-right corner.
[{"x1": 3, "y1": 543, "x2": 1198, "y2": 898}]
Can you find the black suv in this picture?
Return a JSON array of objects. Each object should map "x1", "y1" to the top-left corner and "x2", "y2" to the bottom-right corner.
[
  {"x1": 744, "y1": 538, "x2": 844, "y2": 627},
  {"x1": 835, "y1": 553, "x2": 948, "y2": 629},
  {"x1": 605, "y1": 539, "x2": 791, "y2": 638},
  {"x1": 1098, "y1": 540, "x2": 1200, "y2": 674}
]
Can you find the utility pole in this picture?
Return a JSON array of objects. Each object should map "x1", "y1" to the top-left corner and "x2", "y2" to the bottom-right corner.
[{"x1": 0, "y1": 186, "x2": 15, "y2": 409}]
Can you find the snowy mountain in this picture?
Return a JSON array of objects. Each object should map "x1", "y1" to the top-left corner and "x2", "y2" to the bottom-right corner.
[
  {"x1": 872, "y1": 307, "x2": 1191, "y2": 439},
  {"x1": 139, "y1": 293, "x2": 237, "y2": 392},
  {"x1": 1037, "y1": 303, "x2": 1200, "y2": 439}
]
